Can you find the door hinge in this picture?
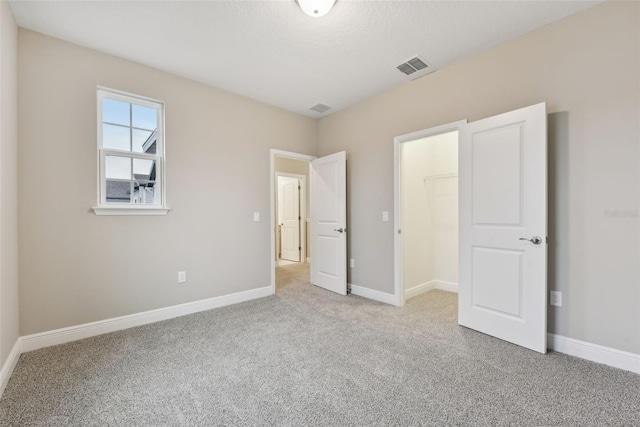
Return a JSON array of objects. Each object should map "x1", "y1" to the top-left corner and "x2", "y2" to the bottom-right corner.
[{"x1": 299, "y1": 246, "x2": 301, "y2": 251}]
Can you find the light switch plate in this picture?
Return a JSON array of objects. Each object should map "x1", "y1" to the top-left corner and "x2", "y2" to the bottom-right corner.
[
  {"x1": 253, "y1": 212, "x2": 260, "y2": 222},
  {"x1": 382, "y1": 211, "x2": 389, "y2": 222},
  {"x1": 550, "y1": 290, "x2": 562, "y2": 307}
]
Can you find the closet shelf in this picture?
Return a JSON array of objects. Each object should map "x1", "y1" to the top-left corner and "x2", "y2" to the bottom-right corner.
[{"x1": 423, "y1": 172, "x2": 458, "y2": 181}]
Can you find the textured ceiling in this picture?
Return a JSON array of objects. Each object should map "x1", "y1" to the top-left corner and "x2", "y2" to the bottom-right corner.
[{"x1": 10, "y1": 0, "x2": 602, "y2": 117}]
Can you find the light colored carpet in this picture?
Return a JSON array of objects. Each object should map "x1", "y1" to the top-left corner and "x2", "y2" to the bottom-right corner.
[
  {"x1": 276, "y1": 261, "x2": 310, "y2": 292},
  {"x1": 1, "y1": 265, "x2": 638, "y2": 426}
]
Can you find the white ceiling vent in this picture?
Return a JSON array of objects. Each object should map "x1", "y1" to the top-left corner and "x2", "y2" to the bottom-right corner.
[
  {"x1": 310, "y1": 103, "x2": 332, "y2": 114},
  {"x1": 396, "y1": 56, "x2": 430, "y2": 77}
]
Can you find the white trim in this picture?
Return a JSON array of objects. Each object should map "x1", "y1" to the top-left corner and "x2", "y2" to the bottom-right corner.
[
  {"x1": 306, "y1": 218, "x2": 311, "y2": 263},
  {"x1": 97, "y1": 85, "x2": 164, "y2": 105},
  {"x1": 405, "y1": 280, "x2": 459, "y2": 300},
  {"x1": 434, "y1": 280, "x2": 458, "y2": 293},
  {"x1": 270, "y1": 149, "x2": 316, "y2": 294},
  {"x1": 20, "y1": 286, "x2": 272, "y2": 353},
  {"x1": 547, "y1": 333, "x2": 640, "y2": 374},
  {"x1": 393, "y1": 120, "x2": 466, "y2": 307},
  {"x1": 404, "y1": 281, "x2": 436, "y2": 299},
  {"x1": 349, "y1": 283, "x2": 396, "y2": 305},
  {"x1": 0, "y1": 340, "x2": 22, "y2": 397},
  {"x1": 393, "y1": 137, "x2": 402, "y2": 307},
  {"x1": 92, "y1": 206, "x2": 170, "y2": 216}
]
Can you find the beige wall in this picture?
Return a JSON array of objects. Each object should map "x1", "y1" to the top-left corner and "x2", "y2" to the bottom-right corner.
[
  {"x1": 0, "y1": 0, "x2": 19, "y2": 367},
  {"x1": 318, "y1": 1, "x2": 640, "y2": 354},
  {"x1": 18, "y1": 30, "x2": 316, "y2": 335}
]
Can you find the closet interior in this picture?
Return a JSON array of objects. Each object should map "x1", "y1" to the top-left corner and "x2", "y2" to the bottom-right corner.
[{"x1": 401, "y1": 130, "x2": 459, "y2": 301}]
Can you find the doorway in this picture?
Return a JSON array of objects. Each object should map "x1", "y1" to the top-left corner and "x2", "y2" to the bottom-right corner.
[
  {"x1": 276, "y1": 174, "x2": 306, "y2": 265},
  {"x1": 394, "y1": 103, "x2": 547, "y2": 353},
  {"x1": 270, "y1": 150, "x2": 315, "y2": 293},
  {"x1": 394, "y1": 123, "x2": 464, "y2": 306},
  {"x1": 270, "y1": 148, "x2": 348, "y2": 296}
]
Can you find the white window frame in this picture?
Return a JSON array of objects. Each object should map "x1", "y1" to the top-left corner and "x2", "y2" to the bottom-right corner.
[{"x1": 92, "y1": 87, "x2": 169, "y2": 216}]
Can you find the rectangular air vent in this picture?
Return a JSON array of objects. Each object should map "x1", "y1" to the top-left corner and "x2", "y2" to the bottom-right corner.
[
  {"x1": 397, "y1": 63, "x2": 416, "y2": 75},
  {"x1": 310, "y1": 103, "x2": 331, "y2": 113},
  {"x1": 397, "y1": 56, "x2": 429, "y2": 76},
  {"x1": 407, "y1": 57, "x2": 427, "y2": 71}
]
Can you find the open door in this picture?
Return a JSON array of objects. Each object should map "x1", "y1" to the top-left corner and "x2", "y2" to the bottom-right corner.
[
  {"x1": 310, "y1": 151, "x2": 347, "y2": 295},
  {"x1": 278, "y1": 177, "x2": 301, "y2": 262},
  {"x1": 459, "y1": 103, "x2": 547, "y2": 353}
]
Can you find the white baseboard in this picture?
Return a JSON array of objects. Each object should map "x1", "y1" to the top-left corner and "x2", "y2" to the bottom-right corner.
[
  {"x1": 349, "y1": 283, "x2": 396, "y2": 305},
  {"x1": 405, "y1": 281, "x2": 436, "y2": 299},
  {"x1": 405, "y1": 280, "x2": 458, "y2": 300},
  {"x1": 547, "y1": 333, "x2": 640, "y2": 374},
  {"x1": 434, "y1": 280, "x2": 458, "y2": 293},
  {"x1": 0, "y1": 340, "x2": 22, "y2": 397},
  {"x1": 21, "y1": 286, "x2": 273, "y2": 353}
]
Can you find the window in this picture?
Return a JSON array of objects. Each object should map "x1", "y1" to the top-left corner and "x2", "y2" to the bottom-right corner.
[{"x1": 93, "y1": 88, "x2": 168, "y2": 215}]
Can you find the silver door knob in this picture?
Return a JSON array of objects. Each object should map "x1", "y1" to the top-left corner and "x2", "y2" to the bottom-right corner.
[
  {"x1": 519, "y1": 236, "x2": 542, "y2": 245},
  {"x1": 334, "y1": 228, "x2": 345, "y2": 233}
]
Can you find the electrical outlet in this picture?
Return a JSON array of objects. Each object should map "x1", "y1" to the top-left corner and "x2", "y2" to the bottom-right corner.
[
  {"x1": 178, "y1": 271, "x2": 187, "y2": 284},
  {"x1": 382, "y1": 211, "x2": 389, "y2": 222},
  {"x1": 550, "y1": 290, "x2": 562, "y2": 307},
  {"x1": 350, "y1": 258, "x2": 355, "y2": 268},
  {"x1": 253, "y1": 212, "x2": 260, "y2": 222}
]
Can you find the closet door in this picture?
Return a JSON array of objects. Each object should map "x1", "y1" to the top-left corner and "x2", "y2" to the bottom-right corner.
[{"x1": 459, "y1": 103, "x2": 547, "y2": 353}]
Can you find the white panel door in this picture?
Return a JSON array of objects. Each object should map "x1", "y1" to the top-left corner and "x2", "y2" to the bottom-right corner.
[
  {"x1": 310, "y1": 151, "x2": 347, "y2": 295},
  {"x1": 279, "y1": 177, "x2": 301, "y2": 262},
  {"x1": 459, "y1": 103, "x2": 547, "y2": 353}
]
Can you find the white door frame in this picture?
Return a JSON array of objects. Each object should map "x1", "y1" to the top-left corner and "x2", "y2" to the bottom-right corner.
[
  {"x1": 270, "y1": 149, "x2": 316, "y2": 294},
  {"x1": 276, "y1": 172, "x2": 307, "y2": 264},
  {"x1": 393, "y1": 120, "x2": 467, "y2": 307}
]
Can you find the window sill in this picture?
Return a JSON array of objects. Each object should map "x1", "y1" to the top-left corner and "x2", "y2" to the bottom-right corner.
[{"x1": 92, "y1": 206, "x2": 171, "y2": 216}]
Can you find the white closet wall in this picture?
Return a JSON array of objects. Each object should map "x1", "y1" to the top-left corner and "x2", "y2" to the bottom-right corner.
[
  {"x1": 402, "y1": 140, "x2": 435, "y2": 290},
  {"x1": 402, "y1": 131, "x2": 458, "y2": 296}
]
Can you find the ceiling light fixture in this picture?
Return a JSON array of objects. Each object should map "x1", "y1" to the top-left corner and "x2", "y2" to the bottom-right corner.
[{"x1": 297, "y1": 0, "x2": 337, "y2": 18}]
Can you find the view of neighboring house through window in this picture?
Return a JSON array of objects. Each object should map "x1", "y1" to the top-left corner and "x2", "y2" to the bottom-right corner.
[{"x1": 97, "y1": 88, "x2": 164, "y2": 207}]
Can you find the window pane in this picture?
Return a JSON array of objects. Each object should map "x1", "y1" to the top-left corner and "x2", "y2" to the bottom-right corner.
[
  {"x1": 105, "y1": 155, "x2": 131, "y2": 180},
  {"x1": 132, "y1": 182, "x2": 156, "y2": 205},
  {"x1": 103, "y1": 124, "x2": 130, "y2": 151},
  {"x1": 133, "y1": 158, "x2": 155, "y2": 179},
  {"x1": 132, "y1": 104, "x2": 157, "y2": 131},
  {"x1": 103, "y1": 98, "x2": 130, "y2": 126},
  {"x1": 132, "y1": 129, "x2": 155, "y2": 154},
  {"x1": 105, "y1": 180, "x2": 131, "y2": 204}
]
